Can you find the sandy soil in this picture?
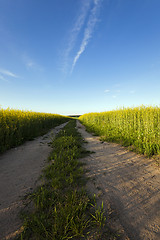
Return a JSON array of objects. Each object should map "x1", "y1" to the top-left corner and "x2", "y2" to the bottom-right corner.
[
  {"x1": 77, "y1": 121, "x2": 160, "y2": 240},
  {"x1": 0, "y1": 122, "x2": 67, "y2": 240}
]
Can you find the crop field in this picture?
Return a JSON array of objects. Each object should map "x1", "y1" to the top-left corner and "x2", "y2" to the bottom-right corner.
[
  {"x1": 79, "y1": 106, "x2": 160, "y2": 157},
  {"x1": 0, "y1": 108, "x2": 68, "y2": 153},
  {"x1": 1, "y1": 107, "x2": 159, "y2": 239}
]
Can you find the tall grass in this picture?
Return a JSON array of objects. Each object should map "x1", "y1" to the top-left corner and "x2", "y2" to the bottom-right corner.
[
  {"x1": 79, "y1": 106, "x2": 160, "y2": 157},
  {"x1": 0, "y1": 108, "x2": 68, "y2": 153}
]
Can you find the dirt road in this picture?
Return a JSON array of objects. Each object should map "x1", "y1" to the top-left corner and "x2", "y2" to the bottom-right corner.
[
  {"x1": 77, "y1": 121, "x2": 160, "y2": 240},
  {"x1": 0, "y1": 122, "x2": 67, "y2": 240}
]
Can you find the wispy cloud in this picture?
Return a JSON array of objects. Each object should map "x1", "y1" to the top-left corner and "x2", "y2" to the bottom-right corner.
[
  {"x1": 26, "y1": 60, "x2": 43, "y2": 71},
  {"x1": 71, "y1": 0, "x2": 102, "y2": 73},
  {"x1": 130, "y1": 90, "x2": 135, "y2": 94},
  {"x1": 25, "y1": 59, "x2": 37, "y2": 70},
  {"x1": 23, "y1": 54, "x2": 43, "y2": 71},
  {"x1": 0, "y1": 68, "x2": 18, "y2": 78},
  {"x1": 0, "y1": 68, "x2": 19, "y2": 83},
  {"x1": 62, "y1": 0, "x2": 91, "y2": 74},
  {"x1": 0, "y1": 74, "x2": 9, "y2": 82},
  {"x1": 26, "y1": 60, "x2": 35, "y2": 69},
  {"x1": 104, "y1": 89, "x2": 110, "y2": 93}
]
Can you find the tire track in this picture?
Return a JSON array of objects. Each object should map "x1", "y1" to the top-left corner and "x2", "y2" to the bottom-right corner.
[{"x1": 77, "y1": 120, "x2": 160, "y2": 240}]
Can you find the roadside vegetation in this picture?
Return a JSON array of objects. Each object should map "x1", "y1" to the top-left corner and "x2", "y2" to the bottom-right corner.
[
  {"x1": 0, "y1": 108, "x2": 68, "y2": 153},
  {"x1": 79, "y1": 106, "x2": 160, "y2": 158},
  {"x1": 19, "y1": 120, "x2": 108, "y2": 240}
]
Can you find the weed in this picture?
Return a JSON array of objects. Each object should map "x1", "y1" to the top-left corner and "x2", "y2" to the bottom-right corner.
[{"x1": 90, "y1": 195, "x2": 106, "y2": 229}]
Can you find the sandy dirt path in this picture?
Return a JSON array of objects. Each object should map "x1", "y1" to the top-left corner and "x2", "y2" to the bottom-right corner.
[
  {"x1": 77, "y1": 121, "x2": 160, "y2": 240},
  {"x1": 0, "y1": 122, "x2": 67, "y2": 240}
]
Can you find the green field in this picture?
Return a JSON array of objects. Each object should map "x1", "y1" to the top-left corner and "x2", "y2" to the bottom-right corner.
[
  {"x1": 79, "y1": 106, "x2": 160, "y2": 157},
  {"x1": 1, "y1": 106, "x2": 158, "y2": 239},
  {"x1": 0, "y1": 108, "x2": 68, "y2": 153}
]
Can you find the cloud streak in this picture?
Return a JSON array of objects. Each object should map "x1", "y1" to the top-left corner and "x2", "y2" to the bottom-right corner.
[
  {"x1": 0, "y1": 68, "x2": 18, "y2": 78},
  {"x1": 0, "y1": 74, "x2": 9, "y2": 82},
  {"x1": 104, "y1": 89, "x2": 110, "y2": 93},
  {"x1": 71, "y1": 0, "x2": 102, "y2": 73},
  {"x1": 26, "y1": 61, "x2": 35, "y2": 69},
  {"x1": 63, "y1": 0, "x2": 91, "y2": 74},
  {"x1": 22, "y1": 54, "x2": 43, "y2": 71},
  {"x1": 130, "y1": 90, "x2": 135, "y2": 94}
]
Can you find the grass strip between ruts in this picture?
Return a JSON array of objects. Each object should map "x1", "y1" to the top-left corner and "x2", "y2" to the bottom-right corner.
[{"x1": 19, "y1": 120, "x2": 107, "y2": 240}]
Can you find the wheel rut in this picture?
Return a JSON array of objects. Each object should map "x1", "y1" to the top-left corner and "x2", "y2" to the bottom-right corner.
[
  {"x1": 0, "y1": 122, "x2": 67, "y2": 240},
  {"x1": 77, "y1": 120, "x2": 160, "y2": 240}
]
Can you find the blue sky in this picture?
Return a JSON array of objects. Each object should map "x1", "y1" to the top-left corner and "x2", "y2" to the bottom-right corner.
[{"x1": 0, "y1": 0, "x2": 160, "y2": 115}]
